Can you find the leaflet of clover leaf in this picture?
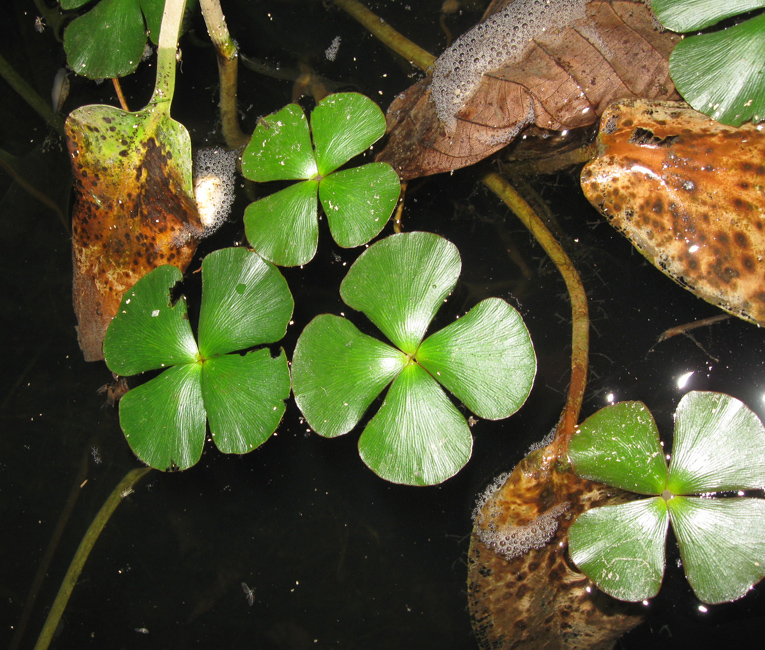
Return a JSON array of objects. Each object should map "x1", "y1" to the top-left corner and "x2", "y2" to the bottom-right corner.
[
  {"x1": 667, "y1": 391, "x2": 765, "y2": 495},
  {"x1": 291, "y1": 314, "x2": 408, "y2": 437},
  {"x1": 103, "y1": 264, "x2": 198, "y2": 376},
  {"x1": 244, "y1": 180, "x2": 320, "y2": 267},
  {"x1": 241, "y1": 104, "x2": 318, "y2": 181},
  {"x1": 197, "y1": 247, "x2": 294, "y2": 359},
  {"x1": 63, "y1": 0, "x2": 165, "y2": 80},
  {"x1": 652, "y1": 0, "x2": 765, "y2": 31},
  {"x1": 415, "y1": 297, "x2": 536, "y2": 421},
  {"x1": 119, "y1": 362, "x2": 206, "y2": 471},
  {"x1": 201, "y1": 350, "x2": 290, "y2": 454},
  {"x1": 311, "y1": 93, "x2": 387, "y2": 176},
  {"x1": 341, "y1": 232, "x2": 461, "y2": 355},
  {"x1": 568, "y1": 401, "x2": 668, "y2": 495},
  {"x1": 358, "y1": 361, "x2": 473, "y2": 486},
  {"x1": 667, "y1": 13, "x2": 765, "y2": 126},
  {"x1": 568, "y1": 497, "x2": 669, "y2": 602},
  {"x1": 319, "y1": 163, "x2": 400, "y2": 248},
  {"x1": 668, "y1": 496, "x2": 765, "y2": 604}
]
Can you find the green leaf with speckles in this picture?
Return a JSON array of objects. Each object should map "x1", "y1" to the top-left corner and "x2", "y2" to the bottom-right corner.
[{"x1": 242, "y1": 93, "x2": 400, "y2": 267}]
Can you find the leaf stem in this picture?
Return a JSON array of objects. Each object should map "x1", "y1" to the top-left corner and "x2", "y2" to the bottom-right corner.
[
  {"x1": 32, "y1": 467, "x2": 152, "y2": 650},
  {"x1": 482, "y1": 172, "x2": 588, "y2": 462},
  {"x1": 151, "y1": 0, "x2": 187, "y2": 112}
]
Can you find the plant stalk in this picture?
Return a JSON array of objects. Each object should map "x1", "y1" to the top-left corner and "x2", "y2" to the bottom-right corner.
[
  {"x1": 329, "y1": 0, "x2": 436, "y2": 71},
  {"x1": 481, "y1": 172, "x2": 588, "y2": 461},
  {"x1": 33, "y1": 467, "x2": 152, "y2": 650},
  {"x1": 151, "y1": 0, "x2": 187, "y2": 112},
  {"x1": 199, "y1": 0, "x2": 248, "y2": 148}
]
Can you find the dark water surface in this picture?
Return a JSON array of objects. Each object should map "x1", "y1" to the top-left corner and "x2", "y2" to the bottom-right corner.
[{"x1": 2, "y1": 1, "x2": 764, "y2": 649}]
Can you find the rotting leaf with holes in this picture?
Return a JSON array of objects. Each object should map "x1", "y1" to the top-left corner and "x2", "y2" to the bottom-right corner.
[
  {"x1": 568, "y1": 391, "x2": 765, "y2": 604},
  {"x1": 376, "y1": 0, "x2": 679, "y2": 179},
  {"x1": 242, "y1": 92, "x2": 400, "y2": 266},
  {"x1": 103, "y1": 247, "x2": 293, "y2": 471},
  {"x1": 66, "y1": 0, "x2": 203, "y2": 361},
  {"x1": 291, "y1": 231, "x2": 536, "y2": 485}
]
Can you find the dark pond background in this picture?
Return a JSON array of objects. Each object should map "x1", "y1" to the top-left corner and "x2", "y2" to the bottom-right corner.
[{"x1": 2, "y1": 1, "x2": 764, "y2": 648}]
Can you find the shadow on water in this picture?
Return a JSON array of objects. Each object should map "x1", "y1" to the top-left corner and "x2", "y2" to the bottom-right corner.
[{"x1": 2, "y1": 1, "x2": 764, "y2": 648}]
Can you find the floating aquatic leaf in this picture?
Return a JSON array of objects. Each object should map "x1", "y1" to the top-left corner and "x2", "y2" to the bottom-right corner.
[{"x1": 581, "y1": 98, "x2": 765, "y2": 326}]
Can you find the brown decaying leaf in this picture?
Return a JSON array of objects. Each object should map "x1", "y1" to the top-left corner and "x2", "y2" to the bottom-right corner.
[
  {"x1": 67, "y1": 121, "x2": 203, "y2": 362},
  {"x1": 377, "y1": 0, "x2": 679, "y2": 180},
  {"x1": 468, "y1": 448, "x2": 643, "y2": 650},
  {"x1": 581, "y1": 98, "x2": 765, "y2": 327}
]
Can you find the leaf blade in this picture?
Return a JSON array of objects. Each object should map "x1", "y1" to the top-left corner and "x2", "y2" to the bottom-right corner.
[
  {"x1": 119, "y1": 362, "x2": 206, "y2": 471},
  {"x1": 569, "y1": 402, "x2": 668, "y2": 495},
  {"x1": 667, "y1": 391, "x2": 765, "y2": 494},
  {"x1": 291, "y1": 315, "x2": 407, "y2": 437},
  {"x1": 197, "y1": 248, "x2": 294, "y2": 358},
  {"x1": 319, "y1": 163, "x2": 400, "y2": 248},
  {"x1": 340, "y1": 231, "x2": 461, "y2": 354},
  {"x1": 569, "y1": 497, "x2": 669, "y2": 602},
  {"x1": 201, "y1": 349, "x2": 291, "y2": 454},
  {"x1": 244, "y1": 180, "x2": 319, "y2": 267},
  {"x1": 103, "y1": 265, "x2": 198, "y2": 376},
  {"x1": 416, "y1": 297, "x2": 536, "y2": 420},
  {"x1": 358, "y1": 362, "x2": 473, "y2": 486},
  {"x1": 669, "y1": 496, "x2": 765, "y2": 604}
]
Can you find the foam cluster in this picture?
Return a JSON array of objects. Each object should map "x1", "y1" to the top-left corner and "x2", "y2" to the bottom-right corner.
[
  {"x1": 193, "y1": 146, "x2": 238, "y2": 236},
  {"x1": 477, "y1": 502, "x2": 568, "y2": 561},
  {"x1": 430, "y1": 0, "x2": 586, "y2": 132}
]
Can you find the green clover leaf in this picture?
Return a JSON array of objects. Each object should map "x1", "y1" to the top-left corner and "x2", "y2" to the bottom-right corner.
[
  {"x1": 291, "y1": 231, "x2": 536, "y2": 486},
  {"x1": 568, "y1": 391, "x2": 765, "y2": 603},
  {"x1": 242, "y1": 93, "x2": 401, "y2": 266},
  {"x1": 652, "y1": 0, "x2": 765, "y2": 125},
  {"x1": 103, "y1": 247, "x2": 293, "y2": 471}
]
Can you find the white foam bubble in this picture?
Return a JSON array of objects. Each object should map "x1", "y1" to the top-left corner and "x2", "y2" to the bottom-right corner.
[
  {"x1": 430, "y1": 0, "x2": 586, "y2": 132},
  {"x1": 193, "y1": 146, "x2": 238, "y2": 236}
]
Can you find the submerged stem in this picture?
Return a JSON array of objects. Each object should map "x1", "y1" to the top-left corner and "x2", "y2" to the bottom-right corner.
[
  {"x1": 329, "y1": 0, "x2": 436, "y2": 71},
  {"x1": 33, "y1": 467, "x2": 152, "y2": 650},
  {"x1": 200, "y1": 0, "x2": 248, "y2": 148},
  {"x1": 482, "y1": 172, "x2": 589, "y2": 462}
]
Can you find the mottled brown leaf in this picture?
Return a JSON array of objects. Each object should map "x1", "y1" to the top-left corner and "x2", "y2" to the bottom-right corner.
[
  {"x1": 378, "y1": 0, "x2": 679, "y2": 180},
  {"x1": 67, "y1": 105, "x2": 203, "y2": 362},
  {"x1": 468, "y1": 448, "x2": 643, "y2": 650},
  {"x1": 582, "y1": 98, "x2": 765, "y2": 327}
]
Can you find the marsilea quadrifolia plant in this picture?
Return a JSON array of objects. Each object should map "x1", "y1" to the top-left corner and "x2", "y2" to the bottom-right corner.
[
  {"x1": 568, "y1": 391, "x2": 765, "y2": 604},
  {"x1": 291, "y1": 231, "x2": 537, "y2": 486}
]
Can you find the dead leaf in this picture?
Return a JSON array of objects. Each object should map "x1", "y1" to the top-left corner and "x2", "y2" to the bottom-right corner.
[
  {"x1": 67, "y1": 105, "x2": 203, "y2": 362},
  {"x1": 581, "y1": 98, "x2": 765, "y2": 327},
  {"x1": 468, "y1": 448, "x2": 643, "y2": 649},
  {"x1": 377, "y1": 0, "x2": 679, "y2": 180}
]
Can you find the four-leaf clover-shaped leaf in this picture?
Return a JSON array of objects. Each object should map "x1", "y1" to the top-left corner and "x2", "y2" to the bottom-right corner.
[
  {"x1": 103, "y1": 247, "x2": 293, "y2": 471},
  {"x1": 290, "y1": 231, "x2": 537, "y2": 486},
  {"x1": 568, "y1": 391, "x2": 765, "y2": 604},
  {"x1": 242, "y1": 92, "x2": 401, "y2": 267},
  {"x1": 652, "y1": 0, "x2": 765, "y2": 125}
]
